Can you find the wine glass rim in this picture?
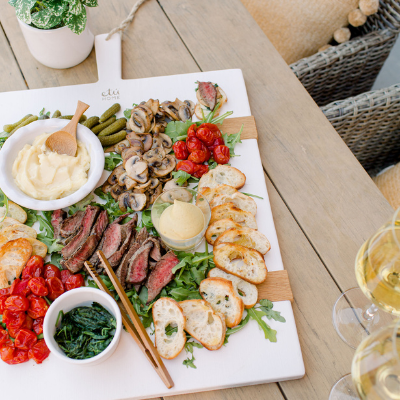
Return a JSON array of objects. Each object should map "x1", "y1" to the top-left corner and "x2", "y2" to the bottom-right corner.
[{"x1": 393, "y1": 319, "x2": 400, "y2": 363}]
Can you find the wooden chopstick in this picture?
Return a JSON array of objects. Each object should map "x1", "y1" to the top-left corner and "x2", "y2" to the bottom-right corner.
[{"x1": 84, "y1": 257, "x2": 174, "y2": 389}]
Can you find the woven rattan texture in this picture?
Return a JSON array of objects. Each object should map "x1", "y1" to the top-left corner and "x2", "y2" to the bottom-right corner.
[{"x1": 320, "y1": 84, "x2": 400, "y2": 175}]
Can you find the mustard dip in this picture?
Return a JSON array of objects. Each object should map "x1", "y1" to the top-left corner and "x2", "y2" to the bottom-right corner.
[
  {"x1": 159, "y1": 200, "x2": 205, "y2": 240},
  {"x1": 12, "y1": 133, "x2": 90, "y2": 200}
]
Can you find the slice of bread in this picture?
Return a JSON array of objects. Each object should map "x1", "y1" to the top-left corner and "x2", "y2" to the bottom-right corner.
[
  {"x1": 198, "y1": 165, "x2": 246, "y2": 192},
  {"x1": 0, "y1": 217, "x2": 23, "y2": 231},
  {"x1": 179, "y1": 299, "x2": 226, "y2": 350},
  {"x1": 208, "y1": 268, "x2": 258, "y2": 308},
  {"x1": 0, "y1": 201, "x2": 27, "y2": 224},
  {"x1": 210, "y1": 203, "x2": 257, "y2": 229},
  {"x1": 152, "y1": 297, "x2": 186, "y2": 359},
  {"x1": 199, "y1": 185, "x2": 237, "y2": 205},
  {"x1": 210, "y1": 192, "x2": 257, "y2": 216},
  {"x1": 199, "y1": 277, "x2": 244, "y2": 328},
  {"x1": 214, "y1": 227, "x2": 271, "y2": 255},
  {"x1": 213, "y1": 243, "x2": 267, "y2": 284},
  {"x1": 205, "y1": 219, "x2": 243, "y2": 245}
]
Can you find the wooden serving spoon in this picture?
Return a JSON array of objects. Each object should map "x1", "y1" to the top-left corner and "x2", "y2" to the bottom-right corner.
[{"x1": 45, "y1": 100, "x2": 90, "y2": 156}]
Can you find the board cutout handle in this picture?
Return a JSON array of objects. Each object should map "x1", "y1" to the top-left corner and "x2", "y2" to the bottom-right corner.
[{"x1": 95, "y1": 33, "x2": 122, "y2": 82}]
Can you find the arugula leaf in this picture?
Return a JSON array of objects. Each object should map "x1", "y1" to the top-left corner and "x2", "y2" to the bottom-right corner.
[
  {"x1": 50, "y1": 252, "x2": 63, "y2": 269},
  {"x1": 94, "y1": 186, "x2": 131, "y2": 222},
  {"x1": 258, "y1": 299, "x2": 286, "y2": 323},
  {"x1": 207, "y1": 160, "x2": 218, "y2": 170},
  {"x1": 22, "y1": 207, "x2": 38, "y2": 227},
  {"x1": 36, "y1": 213, "x2": 64, "y2": 254},
  {"x1": 68, "y1": 193, "x2": 94, "y2": 215},
  {"x1": 168, "y1": 287, "x2": 202, "y2": 302},
  {"x1": 165, "y1": 324, "x2": 178, "y2": 336},
  {"x1": 222, "y1": 124, "x2": 243, "y2": 157},
  {"x1": 224, "y1": 312, "x2": 250, "y2": 344},
  {"x1": 104, "y1": 153, "x2": 122, "y2": 171},
  {"x1": 241, "y1": 192, "x2": 264, "y2": 200},
  {"x1": 165, "y1": 120, "x2": 194, "y2": 143},
  {"x1": 183, "y1": 340, "x2": 203, "y2": 369},
  {"x1": 171, "y1": 171, "x2": 199, "y2": 186},
  {"x1": 248, "y1": 308, "x2": 277, "y2": 342}
]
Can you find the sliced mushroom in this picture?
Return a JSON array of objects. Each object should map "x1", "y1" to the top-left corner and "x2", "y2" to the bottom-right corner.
[
  {"x1": 127, "y1": 132, "x2": 153, "y2": 152},
  {"x1": 114, "y1": 139, "x2": 131, "y2": 154},
  {"x1": 102, "y1": 182, "x2": 113, "y2": 194},
  {"x1": 133, "y1": 105, "x2": 153, "y2": 132},
  {"x1": 160, "y1": 101, "x2": 180, "y2": 121},
  {"x1": 184, "y1": 100, "x2": 195, "y2": 115},
  {"x1": 178, "y1": 104, "x2": 192, "y2": 121},
  {"x1": 149, "y1": 177, "x2": 159, "y2": 190},
  {"x1": 110, "y1": 184, "x2": 126, "y2": 200},
  {"x1": 141, "y1": 134, "x2": 153, "y2": 152},
  {"x1": 143, "y1": 147, "x2": 166, "y2": 163},
  {"x1": 118, "y1": 192, "x2": 147, "y2": 212},
  {"x1": 128, "y1": 113, "x2": 146, "y2": 134},
  {"x1": 118, "y1": 192, "x2": 131, "y2": 212},
  {"x1": 150, "y1": 154, "x2": 176, "y2": 177},
  {"x1": 125, "y1": 155, "x2": 149, "y2": 183},
  {"x1": 151, "y1": 136, "x2": 164, "y2": 149},
  {"x1": 163, "y1": 179, "x2": 187, "y2": 191},
  {"x1": 159, "y1": 173, "x2": 173, "y2": 183},
  {"x1": 145, "y1": 99, "x2": 160, "y2": 115},
  {"x1": 149, "y1": 184, "x2": 162, "y2": 205},
  {"x1": 153, "y1": 120, "x2": 167, "y2": 135},
  {"x1": 159, "y1": 133, "x2": 172, "y2": 149},
  {"x1": 161, "y1": 187, "x2": 193, "y2": 203},
  {"x1": 133, "y1": 180, "x2": 152, "y2": 193},
  {"x1": 118, "y1": 172, "x2": 137, "y2": 190},
  {"x1": 122, "y1": 146, "x2": 143, "y2": 167},
  {"x1": 107, "y1": 165, "x2": 125, "y2": 185}
]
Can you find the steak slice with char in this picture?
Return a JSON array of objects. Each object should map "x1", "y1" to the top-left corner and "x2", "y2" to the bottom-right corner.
[
  {"x1": 198, "y1": 81, "x2": 217, "y2": 110},
  {"x1": 61, "y1": 206, "x2": 100, "y2": 260},
  {"x1": 148, "y1": 237, "x2": 162, "y2": 262},
  {"x1": 126, "y1": 240, "x2": 154, "y2": 284},
  {"x1": 51, "y1": 209, "x2": 66, "y2": 239},
  {"x1": 146, "y1": 251, "x2": 179, "y2": 303},
  {"x1": 135, "y1": 227, "x2": 148, "y2": 246},
  {"x1": 60, "y1": 210, "x2": 84, "y2": 238}
]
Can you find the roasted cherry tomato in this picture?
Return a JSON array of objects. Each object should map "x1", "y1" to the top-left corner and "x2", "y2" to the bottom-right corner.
[
  {"x1": 186, "y1": 136, "x2": 204, "y2": 153},
  {"x1": 172, "y1": 140, "x2": 189, "y2": 160},
  {"x1": 65, "y1": 274, "x2": 84, "y2": 291},
  {"x1": 7, "y1": 326, "x2": 21, "y2": 339},
  {"x1": 203, "y1": 145, "x2": 211, "y2": 162},
  {"x1": 213, "y1": 145, "x2": 230, "y2": 164},
  {"x1": 208, "y1": 137, "x2": 225, "y2": 152},
  {"x1": 46, "y1": 277, "x2": 64, "y2": 301},
  {"x1": 12, "y1": 279, "x2": 31, "y2": 297},
  {"x1": 44, "y1": 264, "x2": 61, "y2": 280},
  {"x1": 5, "y1": 295, "x2": 29, "y2": 312},
  {"x1": 0, "y1": 288, "x2": 10, "y2": 296},
  {"x1": 21, "y1": 315, "x2": 33, "y2": 331},
  {"x1": 29, "y1": 339, "x2": 50, "y2": 364},
  {"x1": 0, "y1": 342, "x2": 14, "y2": 362},
  {"x1": 22, "y1": 256, "x2": 44, "y2": 279},
  {"x1": 15, "y1": 329, "x2": 37, "y2": 350},
  {"x1": 0, "y1": 329, "x2": 8, "y2": 347},
  {"x1": 198, "y1": 123, "x2": 222, "y2": 139},
  {"x1": 9, "y1": 278, "x2": 21, "y2": 295},
  {"x1": 196, "y1": 126, "x2": 215, "y2": 146},
  {"x1": 27, "y1": 297, "x2": 49, "y2": 319},
  {"x1": 60, "y1": 270, "x2": 73, "y2": 285},
  {"x1": 28, "y1": 277, "x2": 48, "y2": 297},
  {"x1": 187, "y1": 124, "x2": 197, "y2": 138},
  {"x1": 32, "y1": 317, "x2": 44, "y2": 335},
  {"x1": 193, "y1": 164, "x2": 209, "y2": 178},
  {"x1": 0, "y1": 296, "x2": 8, "y2": 314},
  {"x1": 188, "y1": 149, "x2": 207, "y2": 164},
  {"x1": 6, "y1": 349, "x2": 29, "y2": 365},
  {"x1": 3, "y1": 310, "x2": 26, "y2": 329},
  {"x1": 176, "y1": 160, "x2": 196, "y2": 175}
]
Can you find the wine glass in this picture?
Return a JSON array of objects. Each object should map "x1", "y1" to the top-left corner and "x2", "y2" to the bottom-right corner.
[
  {"x1": 329, "y1": 319, "x2": 400, "y2": 399},
  {"x1": 332, "y1": 208, "x2": 400, "y2": 349}
]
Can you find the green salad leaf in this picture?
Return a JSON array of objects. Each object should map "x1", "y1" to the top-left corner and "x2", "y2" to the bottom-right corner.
[
  {"x1": 222, "y1": 124, "x2": 243, "y2": 157},
  {"x1": 22, "y1": 207, "x2": 38, "y2": 227},
  {"x1": 248, "y1": 308, "x2": 277, "y2": 342},
  {"x1": 183, "y1": 339, "x2": 203, "y2": 369},
  {"x1": 36, "y1": 211, "x2": 64, "y2": 254},
  {"x1": 171, "y1": 171, "x2": 199, "y2": 186},
  {"x1": 68, "y1": 193, "x2": 94, "y2": 215},
  {"x1": 94, "y1": 186, "x2": 132, "y2": 222},
  {"x1": 104, "y1": 153, "x2": 122, "y2": 171},
  {"x1": 164, "y1": 120, "x2": 194, "y2": 144},
  {"x1": 224, "y1": 312, "x2": 250, "y2": 344},
  {"x1": 258, "y1": 299, "x2": 286, "y2": 323}
]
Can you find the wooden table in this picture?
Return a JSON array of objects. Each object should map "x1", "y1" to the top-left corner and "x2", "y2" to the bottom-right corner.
[{"x1": 0, "y1": 1, "x2": 394, "y2": 399}]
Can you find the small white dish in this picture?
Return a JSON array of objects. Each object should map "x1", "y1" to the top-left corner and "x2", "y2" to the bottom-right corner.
[
  {"x1": 0, "y1": 119, "x2": 104, "y2": 211},
  {"x1": 43, "y1": 287, "x2": 122, "y2": 366}
]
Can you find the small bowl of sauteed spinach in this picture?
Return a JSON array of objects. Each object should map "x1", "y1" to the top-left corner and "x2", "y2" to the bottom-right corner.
[{"x1": 43, "y1": 287, "x2": 122, "y2": 365}]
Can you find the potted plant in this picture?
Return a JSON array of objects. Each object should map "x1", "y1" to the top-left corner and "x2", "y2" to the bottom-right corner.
[{"x1": 8, "y1": 0, "x2": 98, "y2": 69}]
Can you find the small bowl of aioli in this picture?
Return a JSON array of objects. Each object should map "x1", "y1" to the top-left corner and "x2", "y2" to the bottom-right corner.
[{"x1": 151, "y1": 188, "x2": 211, "y2": 251}]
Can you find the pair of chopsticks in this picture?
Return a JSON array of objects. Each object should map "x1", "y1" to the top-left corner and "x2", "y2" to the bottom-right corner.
[{"x1": 84, "y1": 251, "x2": 174, "y2": 389}]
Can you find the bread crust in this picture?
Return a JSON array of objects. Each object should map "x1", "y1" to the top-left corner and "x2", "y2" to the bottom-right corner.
[
  {"x1": 210, "y1": 203, "x2": 257, "y2": 229},
  {"x1": 205, "y1": 218, "x2": 243, "y2": 245}
]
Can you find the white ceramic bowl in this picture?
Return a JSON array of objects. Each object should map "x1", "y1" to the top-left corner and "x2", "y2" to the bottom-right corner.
[
  {"x1": 0, "y1": 119, "x2": 104, "y2": 210},
  {"x1": 43, "y1": 287, "x2": 122, "y2": 366}
]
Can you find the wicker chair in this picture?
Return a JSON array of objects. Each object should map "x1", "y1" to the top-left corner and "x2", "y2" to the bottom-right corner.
[
  {"x1": 320, "y1": 84, "x2": 400, "y2": 175},
  {"x1": 291, "y1": 0, "x2": 400, "y2": 107}
]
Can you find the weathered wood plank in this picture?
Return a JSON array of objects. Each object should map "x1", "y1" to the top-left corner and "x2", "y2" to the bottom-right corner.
[
  {"x1": 258, "y1": 270, "x2": 293, "y2": 302},
  {"x1": 221, "y1": 116, "x2": 257, "y2": 140}
]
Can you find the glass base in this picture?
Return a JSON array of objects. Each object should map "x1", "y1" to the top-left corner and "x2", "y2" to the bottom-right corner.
[
  {"x1": 332, "y1": 288, "x2": 395, "y2": 349},
  {"x1": 329, "y1": 374, "x2": 359, "y2": 400}
]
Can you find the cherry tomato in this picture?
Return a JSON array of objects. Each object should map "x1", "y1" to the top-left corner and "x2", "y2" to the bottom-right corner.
[
  {"x1": 0, "y1": 342, "x2": 14, "y2": 362},
  {"x1": 9, "y1": 278, "x2": 20, "y2": 295},
  {"x1": 61, "y1": 270, "x2": 73, "y2": 285},
  {"x1": 28, "y1": 339, "x2": 50, "y2": 364},
  {"x1": 208, "y1": 137, "x2": 225, "y2": 152},
  {"x1": 176, "y1": 160, "x2": 196, "y2": 175},
  {"x1": 202, "y1": 145, "x2": 211, "y2": 162},
  {"x1": 0, "y1": 288, "x2": 10, "y2": 296},
  {"x1": 12, "y1": 279, "x2": 31, "y2": 297},
  {"x1": 5, "y1": 295, "x2": 29, "y2": 312},
  {"x1": 0, "y1": 329, "x2": 8, "y2": 347},
  {"x1": 172, "y1": 141, "x2": 189, "y2": 160},
  {"x1": 7, "y1": 326, "x2": 21, "y2": 339},
  {"x1": 65, "y1": 274, "x2": 84, "y2": 291},
  {"x1": 198, "y1": 123, "x2": 222, "y2": 139},
  {"x1": 27, "y1": 297, "x2": 48, "y2": 319},
  {"x1": 6, "y1": 349, "x2": 29, "y2": 365},
  {"x1": 28, "y1": 277, "x2": 48, "y2": 297},
  {"x1": 187, "y1": 124, "x2": 197, "y2": 138},
  {"x1": 188, "y1": 149, "x2": 207, "y2": 164},
  {"x1": 193, "y1": 164, "x2": 209, "y2": 178},
  {"x1": 3, "y1": 310, "x2": 26, "y2": 329},
  {"x1": 44, "y1": 264, "x2": 61, "y2": 280},
  {"x1": 213, "y1": 145, "x2": 230, "y2": 164},
  {"x1": 0, "y1": 296, "x2": 8, "y2": 313},
  {"x1": 46, "y1": 277, "x2": 64, "y2": 301},
  {"x1": 32, "y1": 317, "x2": 44, "y2": 335},
  {"x1": 186, "y1": 136, "x2": 204, "y2": 153},
  {"x1": 22, "y1": 256, "x2": 44, "y2": 279},
  {"x1": 15, "y1": 329, "x2": 38, "y2": 350},
  {"x1": 196, "y1": 127, "x2": 215, "y2": 146}
]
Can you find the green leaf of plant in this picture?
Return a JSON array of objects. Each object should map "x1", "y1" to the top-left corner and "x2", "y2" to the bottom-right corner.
[
  {"x1": 68, "y1": 0, "x2": 84, "y2": 15},
  {"x1": 248, "y1": 308, "x2": 277, "y2": 342},
  {"x1": 224, "y1": 312, "x2": 250, "y2": 344},
  {"x1": 65, "y1": 7, "x2": 86, "y2": 34},
  {"x1": 68, "y1": 193, "x2": 94, "y2": 215},
  {"x1": 14, "y1": 0, "x2": 36, "y2": 24},
  {"x1": 222, "y1": 124, "x2": 243, "y2": 157},
  {"x1": 81, "y1": 0, "x2": 98, "y2": 6},
  {"x1": 171, "y1": 170, "x2": 198, "y2": 186},
  {"x1": 165, "y1": 120, "x2": 193, "y2": 143},
  {"x1": 31, "y1": 7, "x2": 62, "y2": 29},
  {"x1": 47, "y1": 0, "x2": 68, "y2": 16}
]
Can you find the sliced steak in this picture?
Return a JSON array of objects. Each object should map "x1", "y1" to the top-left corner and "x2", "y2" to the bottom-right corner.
[
  {"x1": 146, "y1": 251, "x2": 179, "y2": 303},
  {"x1": 198, "y1": 81, "x2": 217, "y2": 110},
  {"x1": 60, "y1": 210, "x2": 84, "y2": 238},
  {"x1": 148, "y1": 237, "x2": 162, "y2": 261},
  {"x1": 135, "y1": 227, "x2": 148, "y2": 246},
  {"x1": 61, "y1": 206, "x2": 100, "y2": 260},
  {"x1": 51, "y1": 209, "x2": 66, "y2": 239},
  {"x1": 91, "y1": 210, "x2": 109, "y2": 238},
  {"x1": 126, "y1": 241, "x2": 154, "y2": 284}
]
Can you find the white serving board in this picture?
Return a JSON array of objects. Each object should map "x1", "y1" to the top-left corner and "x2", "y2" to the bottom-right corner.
[{"x1": 0, "y1": 34, "x2": 304, "y2": 400}]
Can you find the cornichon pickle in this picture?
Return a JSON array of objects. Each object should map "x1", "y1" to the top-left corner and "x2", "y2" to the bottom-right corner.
[
  {"x1": 99, "y1": 103, "x2": 121, "y2": 123},
  {"x1": 98, "y1": 118, "x2": 127, "y2": 137},
  {"x1": 82, "y1": 116, "x2": 100, "y2": 129},
  {"x1": 52, "y1": 110, "x2": 61, "y2": 118},
  {"x1": 99, "y1": 130, "x2": 127, "y2": 146},
  {"x1": 10, "y1": 115, "x2": 38, "y2": 135},
  {"x1": 3, "y1": 114, "x2": 33, "y2": 133},
  {"x1": 91, "y1": 117, "x2": 116, "y2": 134},
  {"x1": 58, "y1": 115, "x2": 87, "y2": 123}
]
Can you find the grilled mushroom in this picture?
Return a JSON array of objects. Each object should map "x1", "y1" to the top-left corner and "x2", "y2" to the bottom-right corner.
[
  {"x1": 163, "y1": 179, "x2": 187, "y2": 190},
  {"x1": 102, "y1": 182, "x2": 113, "y2": 194},
  {"x1": 118, "y1": 192, "x2": 147, "y2": 212},
  {"x1": 178, "y1": 104, "x2": 192, "y2": 121},
  {"x1": 150, "y1": 154, "x2": 176, "y2": 177},
  {"x1": 159, "y1": 173, "x2": 173, "y2": 183},
  {"x1": 114, "y1": 139, "x2": 131, "y2": 154},
  {"x1": 152, "y1": 120, "x2": 167, "y2": 135},
  {"x1": 160, "y1": 101, "x2": 180, "y2": 121},
  {"x1": 159, "y1": 133, "x2": 172, "y2": 149},
  {"x1": 118, "y1": 172, "x2": 137, "y2": 190},
  {"x1": 145, "y1": 99, "x2": 160, "y2": 115},
  {"x1": 133, "y1": 105, "x2": 153, "y2": 132},
  {"x1": 125, "y1": 156, "x2": 149, "y2": 183},
  {"x1": 143, "y1": 147, "x2": 165, "y2": 163},
  {"x1": 108, "y1": 165, "x2": 125, "y2": 185},
  {"x1": 149, "y1": 177, "x2": 159, "y2": 190},
  {"x1": 127, "y1": 132, "x2": 153, "y2": 152},
  {"x1": 149, "y1": 184, "x2": 162, "y2": 204},
  {"x1": 161, "y1": 188, "x2": 193, "y2": 203},
  {"x1": 184, "y1": 100, "x2": 195, "y2": 115},
  {"x1": 133, "y1": 180, "x2": 152, "y2": 193},
  {"x1": 110, "y1": 184, "x2": 125, "y2": 200},
  {"x1": 128, "y1": 113, "x2": 146, "y2": 134}
]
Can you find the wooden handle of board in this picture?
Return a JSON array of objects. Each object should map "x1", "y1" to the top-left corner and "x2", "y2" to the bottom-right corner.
[
  {"x1": 257, "y1": 270, "x2": 293, "y2": 302},
  {"x1": 220, "y1": 116, "x2": 258, "y2": 140}
]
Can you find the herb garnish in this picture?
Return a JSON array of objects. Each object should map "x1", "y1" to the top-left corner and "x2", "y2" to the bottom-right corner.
[
  {"x1": 242, "y1": 192, "x2": 264, "y2": 200},
  {"x1": 104, "y1": 153, "x2": 123, "y2": 171}
]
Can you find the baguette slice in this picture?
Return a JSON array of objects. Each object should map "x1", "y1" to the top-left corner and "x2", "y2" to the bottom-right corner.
[
  {"x1": 152, "y1": 297, "x2": 186, "y2": 359},
  {"x1": 199, "y1": 277, "x2": 244, "y2": 328},
  {"x1": 26, "y1": 238, "x2": 47, "y2": 258},
  {"x1": 0, "y1": 201, "x2": 27, "y2": 224},
  {"x1": 205, "y1": 219, "x2": 243, "y2": 245},
  {"x1": 0, "y1": 217, "x2": 23, "y2": 231},
  {"x1": 208, "y1": 268, "x2": 258, "y2": 308},
  {"x1": 210, "y1": 192, "x2": 257, "y2": 216},
  {"x1": 210, "y1": 203, "x2": 257, "y2": 229},
  {"x1": 179, "y1": 299, "x2": 226, "y2": 350},
  {"x1": 199, "y1": 185, "x2": 237, "y2": 205},
  {"x1": 214, "y1": 227, "x2": 271, "y2": 255},
  {"x1": 213, "y1": 243, "x2": 267, "y2": 284},
  {"x1": 198, "y1": 165, "x2": 246, "y2": 192},
  {"x1": 0, "y1": 224, "x2": 37, "y2": 240}
]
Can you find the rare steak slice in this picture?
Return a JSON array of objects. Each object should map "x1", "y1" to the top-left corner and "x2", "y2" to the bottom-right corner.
[
  {"x1": 198, "y1": 81, "x2": 217, "y2": 111},
  {"x1": 126, "y1": 241, "x2": 154, "y2": 284},
  {"x1": 60, "y1": 210, "x2": 84, "y2": 238},
  {"x1": 135, "y1": 227, "x2": 149, "y2": 246},
  {"x1": 51, "y1": 209, "x2": 66, "y2": 239},
  {"x1": 61, "y1": 206, "x2": 100, "y2": 260},
  {"x1": 146, "y1": 251, "x2": 179, "y2": 303},
  {"x1": 148, "y1": 237, "x2": 162, "y2": 262}
]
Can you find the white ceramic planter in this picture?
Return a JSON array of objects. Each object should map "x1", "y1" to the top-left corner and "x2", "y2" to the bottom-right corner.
[{"x1": 17, "y1": 11, "x2": 94, "y2": 69}]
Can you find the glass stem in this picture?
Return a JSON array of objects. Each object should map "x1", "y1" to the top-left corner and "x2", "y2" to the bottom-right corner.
[{"x1": 363, "y1": 303, "x2": 379, "y2": 321}]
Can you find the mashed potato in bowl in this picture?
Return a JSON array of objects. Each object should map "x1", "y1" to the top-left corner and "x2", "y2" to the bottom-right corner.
[{"x1": 12, "y1": 132, "x2": 90, "y2": 201}]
